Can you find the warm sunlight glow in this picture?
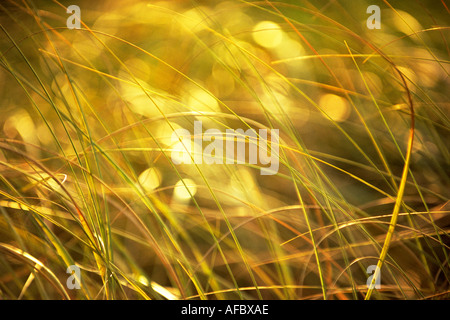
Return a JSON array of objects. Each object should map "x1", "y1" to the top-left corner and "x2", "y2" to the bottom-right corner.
[
  {"x1": 173, "y1": 179, "x2": 197, "y2": 200},
  {"x1": 138, "y1": 168, "x2": 161, "y2": 192},
  {"x1": 252, "y1": 21, "x2": 283, "y2": 48},
  {"x1": 319, "y1": 94, "x2": 351, "y2": 122}
]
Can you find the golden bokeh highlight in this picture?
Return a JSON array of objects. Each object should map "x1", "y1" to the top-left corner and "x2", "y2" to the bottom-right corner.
[
  {"x1": 252, "y1": 21, "x2": 283, "y2": 49},
  {"x1": 319, "y1": 94, "x2": 351, "y2": 122}
]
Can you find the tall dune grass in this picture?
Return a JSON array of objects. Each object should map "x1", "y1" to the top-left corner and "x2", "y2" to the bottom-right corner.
[{"x1": 0, "y1": 0, "x2": 448, "y2": 300}]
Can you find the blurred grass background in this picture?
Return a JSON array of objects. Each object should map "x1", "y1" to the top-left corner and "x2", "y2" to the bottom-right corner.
[{"x1": 0, "y1": 0, "x2": 448, "y2": 299}]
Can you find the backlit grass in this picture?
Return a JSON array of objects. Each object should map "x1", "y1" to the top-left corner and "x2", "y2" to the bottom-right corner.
[{"x1": 0, "y1": 0, "x2": 448, "y2": 300}]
